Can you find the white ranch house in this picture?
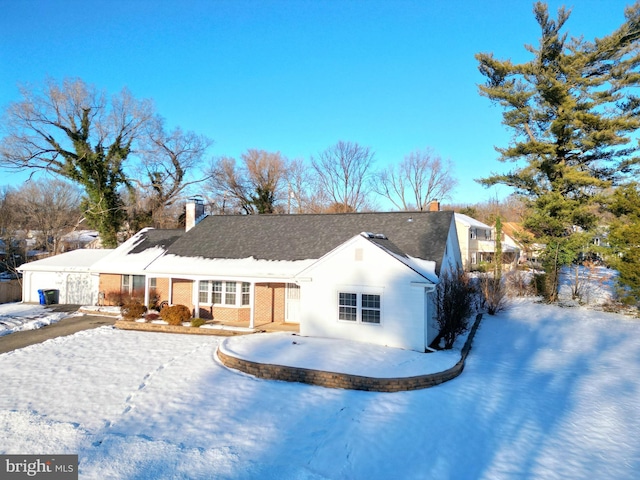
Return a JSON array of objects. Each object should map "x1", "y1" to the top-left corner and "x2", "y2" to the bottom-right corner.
[{"x1": 19, "y1": 206, "x2": 462, "y2": 352}]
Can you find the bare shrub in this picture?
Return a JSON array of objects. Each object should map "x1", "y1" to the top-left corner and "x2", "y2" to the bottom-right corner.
[
  {"x1": 431, "y1": 268, "x2": 476, "y2": 350},
  {"x1": 160, "y1": 304, "x2": 192, "y2": 325},
  {"x1": 504, "y1": 268, "x2": 535, "y2": 297},
  {"x1": 479, "y1": 274, "x2": 508, "y2": 315},
  {"x1": 104, "y1": 288, "x2": 145, "y2": 307}
]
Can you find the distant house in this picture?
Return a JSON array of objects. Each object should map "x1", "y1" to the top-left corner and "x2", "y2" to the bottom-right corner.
[
  {"x1": 501, "y1": 222, "x2": 544, "y2": 265},
  {"x1": 20, "y1": 205, "x2": 463, "y2": 352},
  {"x1": 454, "y1": 214, "x2": 520, "y2": 270}
]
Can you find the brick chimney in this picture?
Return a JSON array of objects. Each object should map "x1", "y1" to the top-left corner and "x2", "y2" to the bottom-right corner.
[
  {"x1": 428, "y1": 200, "x2": 440, "y2": 212},
  {"x1": 185, "y1": 197, "x2": 205, "y2": 232}
]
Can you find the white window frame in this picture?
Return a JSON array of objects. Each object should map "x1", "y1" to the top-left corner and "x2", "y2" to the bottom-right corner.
[
  {"x1": 198, "y1": 280, "x2": 249, "y2": 307},
  {"x1": 122, "y1": 274, "x2": 145, "y2": 294},
  {"x1": 241, "y1": 282, "x2": 250, "y2": 306},
  {"x1": 337, "y1": 288, "x2": 382, "y2": 325}
]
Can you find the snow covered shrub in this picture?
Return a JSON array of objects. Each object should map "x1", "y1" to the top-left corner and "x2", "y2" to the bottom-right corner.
[
  {"x1": 160, "y1": 304, "x2": 192, "y2": 325},
  {"x1": 431, "y1": 268, "x2": 477, "y2": 350},
  {"x1": 479, "y1": 274, "x2": 508, "y2": 315},
  {"x1": 191, "y1": 318, "x2": 205, "y2": 328},
  {"x1": 121, "y1": 301, "x2": 147, "y2": 321}
]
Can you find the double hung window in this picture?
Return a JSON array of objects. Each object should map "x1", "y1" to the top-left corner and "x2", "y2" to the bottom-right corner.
[
  {"x1": 199, "y1": 281, "x2": 251, "y2": 306},
  {"x1": 338, "y1": 291, "x2": 381, "y2": 324}
]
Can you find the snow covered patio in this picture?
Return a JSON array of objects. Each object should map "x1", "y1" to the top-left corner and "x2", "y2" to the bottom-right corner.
[{"x1": 1, "y1": 299, "x2": 639, "y2": 478}]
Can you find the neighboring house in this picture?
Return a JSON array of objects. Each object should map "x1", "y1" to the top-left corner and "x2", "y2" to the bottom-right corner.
[
  {"x1": 61, "y1": 230, "x2": 101, "y2": 251},
  {"x1": 501, "y1": 222, "x2": 544, "y2": 265},
  {"x1": 19, "y1": 207, "x2": 462, "y2": 352},
  {"x1": 454, "y1": 213, "x2": 520, "y2": 271},
  {"x1": 19, "y1": 249, "x2": 113, "y2": 305}
]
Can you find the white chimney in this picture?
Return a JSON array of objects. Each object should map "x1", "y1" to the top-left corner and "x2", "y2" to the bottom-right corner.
[{"x1": 186, "y1": 197, "x2": 205, "y2": 232}]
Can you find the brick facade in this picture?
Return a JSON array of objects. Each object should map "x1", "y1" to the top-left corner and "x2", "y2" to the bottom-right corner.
[
  {"x1": 151, "y1": 277, "x2": 170, "y2": 304},
  {"x1": 99, "y1": 274, "x2": 123, "y2": 305},
  {"x1": 254, "y1": 283, "x2": 285, "y2": 324},
  {"x1": 197, "y1": 305, "x2": 251, "y2": 322},
  {"x1": 171, "y1": 279, "x2": 194, "y2": 312},
  {"x1": 100, "y1": 276, "x2": 286, "y2": 323}
]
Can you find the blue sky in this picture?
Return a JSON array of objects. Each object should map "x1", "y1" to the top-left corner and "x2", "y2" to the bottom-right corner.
[{"x1": 0, "y1": 0, "x2": 633, "y2": 206}]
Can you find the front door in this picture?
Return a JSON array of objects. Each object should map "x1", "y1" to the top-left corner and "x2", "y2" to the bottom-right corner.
[{"x1": 285, "y1": 283, "x2": 300, "y2": 323}]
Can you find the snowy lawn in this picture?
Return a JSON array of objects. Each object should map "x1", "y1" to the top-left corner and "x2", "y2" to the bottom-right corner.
[{"x1": 1, "y1": 299, "x2": 639, "y2": 479}]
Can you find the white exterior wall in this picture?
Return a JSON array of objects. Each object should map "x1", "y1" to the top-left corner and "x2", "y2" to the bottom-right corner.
[
  {"x1": 298, "y1": 237, "x2": 431, "y2": 352},
  {"x1": 454, "y1": 220, "x2": 471, "y2": 269},
  {"x1": 22, "y1": 270, "x2": 100, "y2": 305}
]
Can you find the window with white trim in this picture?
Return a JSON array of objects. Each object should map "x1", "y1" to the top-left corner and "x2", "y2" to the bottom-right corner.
[
  {"x1": 225, "y1": 282, "x2": 237, "y2": 305},
  {"x1": 361, "y1": 294, "x2": 381, "y2": 324},
  {"x1": 122, "y1": 275, "x2": 145, "y2": 294},
  {"x1": 199, "y1": 281, "x2": 209, "y2": 303},
  {"x1": 199, "y1": 280, "x2": 249, "y2": 307},
  {"x1": 338, "y1": 291, "x2": 381, "y2": 324},
  {"x1": 241, "y1": 282, "x2": 250, "y2": 306},
  {"x1": 339, "y1": 293, "x2": 357, "y2": 321}
]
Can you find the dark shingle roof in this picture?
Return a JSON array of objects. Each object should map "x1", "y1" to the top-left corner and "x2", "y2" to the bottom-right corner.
[
  {"x1": 128, "y1": 229, "x2": 184, "y2": 254},
  {"x1": 166, "y1": 211, "x2": 454, "y2": 274}
]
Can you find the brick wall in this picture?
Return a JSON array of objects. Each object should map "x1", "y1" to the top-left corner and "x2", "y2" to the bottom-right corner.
[
  {"x1": 172, "y1": 279, "x2": 194, "y2": 313},
  {"x1": 254, "y1": 283, "x2": 285, "y2": 324},
  {"x1": 153, "y1": 278, "x2": 170, "y2": 303},
  {"x1": 99, "y1": 274, "x2": 122, "y2": 305}
]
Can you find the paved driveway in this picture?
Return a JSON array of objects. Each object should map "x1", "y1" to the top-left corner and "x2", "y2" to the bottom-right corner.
[{"x1": 0, "y1": 306, "x2": 116, "y2": 354}]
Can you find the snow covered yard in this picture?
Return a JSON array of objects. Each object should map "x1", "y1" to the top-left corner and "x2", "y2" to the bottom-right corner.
[{"x1": 0, "y1": 299, "x2": 639, "y2": 479}]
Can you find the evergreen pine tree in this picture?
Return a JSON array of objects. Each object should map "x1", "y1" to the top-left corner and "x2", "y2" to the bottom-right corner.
[
  {"x1": 607, "y1": 183, "x2": 640, "y2": 306},
  {"x1": 476, "y1": 2, "x2": 640, "y2": 301}
]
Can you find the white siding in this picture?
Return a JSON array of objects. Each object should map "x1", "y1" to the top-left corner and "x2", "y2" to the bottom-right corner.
[
  {"x1": 298, "y1": 236, "x2": 431, "y2": 352},
  {"x1": 22, "y1": 270, "x2": 99, "y2": 305}
]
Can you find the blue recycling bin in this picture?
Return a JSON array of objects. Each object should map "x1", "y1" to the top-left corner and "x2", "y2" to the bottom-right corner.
[{"x1": 38, "y1": 289, "x2": 46, "y2": 305}]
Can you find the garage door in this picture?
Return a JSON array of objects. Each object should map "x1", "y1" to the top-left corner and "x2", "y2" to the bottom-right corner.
[{"x1": 65, "y1": 273, "x2": 94, "y2": 305}]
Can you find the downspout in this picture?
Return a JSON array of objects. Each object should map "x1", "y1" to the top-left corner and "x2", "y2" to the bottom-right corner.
[
  {"x1": 144, "y1": 277, "x2": 150, "y2": 309},
  {"x1": 249, "y1": 281, "x2": 255, "y2": 329},
  {"x1": 194, "y1": 279, "x2": 200, "y2": 318}
]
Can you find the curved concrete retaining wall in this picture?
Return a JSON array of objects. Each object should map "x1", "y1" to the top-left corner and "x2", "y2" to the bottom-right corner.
[{"x1": 217, "y1": 313, "x2": 484, "y2": 392}]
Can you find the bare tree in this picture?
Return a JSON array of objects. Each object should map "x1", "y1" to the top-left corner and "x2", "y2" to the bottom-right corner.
[
  {"x1": 15, "y1": 179, "x2": 83, "y2": 255},
  {"x1": 244, "y1": 149, "x2": 288, "y2": 213},
  {"x1": 129, "y1": 116, "x2": 213, "y2": 229},
  {"x1": 207, "y1": 150, "x2": 289, "y2": 214},
  {"x1": 0, "y1": 78, "x2": 154, "y2": 247},
  {"x1": 311, "y1": 141, "x2": 375, "y2": 213},
  {"x1": 373, "y1": 149, "x2": 457, "y2": 211},
  {"x1": 285, "y1": 158, "x2": 332, "y2": 213},
  {"x1": 0, "y1": 186, "x2": 24, "y2": 272},
  {"x1": 207, "y1": 156, "x2": 252, "y2": 214}
]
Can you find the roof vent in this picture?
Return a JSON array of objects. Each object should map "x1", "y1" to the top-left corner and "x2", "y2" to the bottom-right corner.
[
  {"x1": 407, "y1": 217, "x2": 413, "y2": 222},
  {"x1": 360, "y1": 232, "x2": 387, "y2": 240}
]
